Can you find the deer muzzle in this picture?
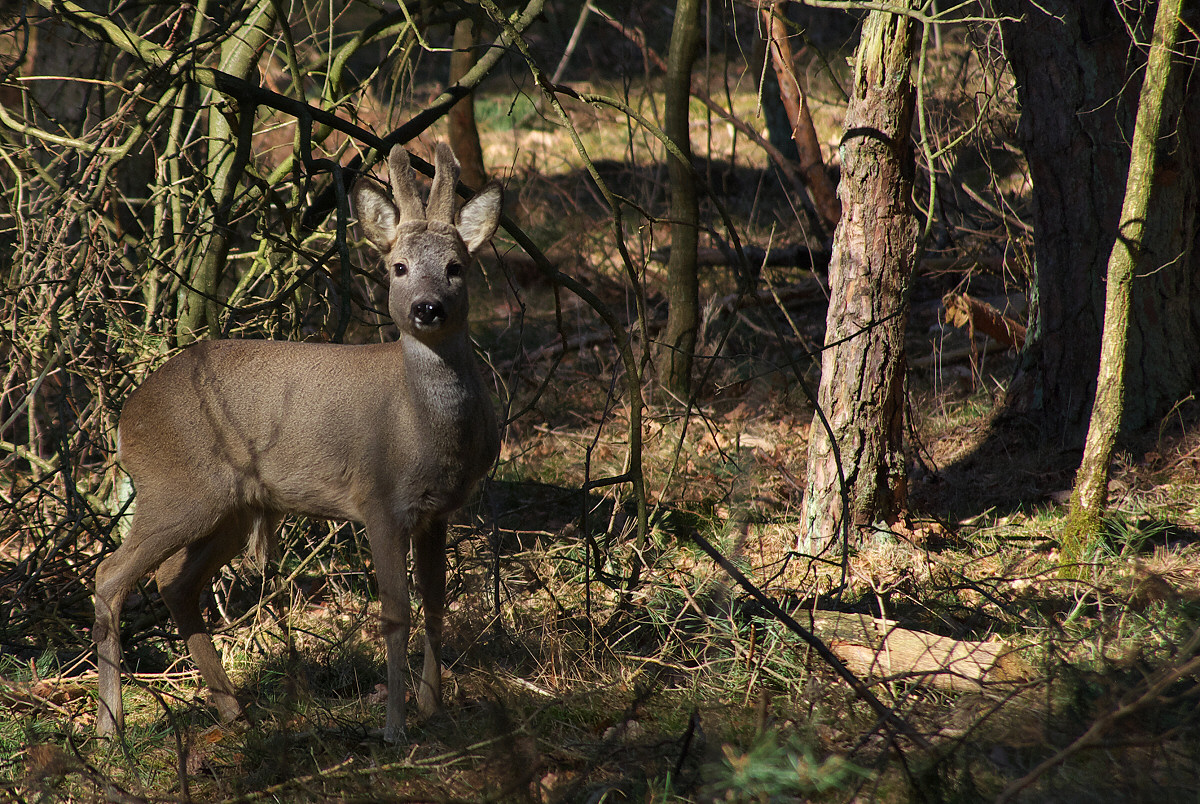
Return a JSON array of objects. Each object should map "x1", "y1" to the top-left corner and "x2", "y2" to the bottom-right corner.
[{"x1": 411, "y1": 300, "x2": 446, "y2": 327}]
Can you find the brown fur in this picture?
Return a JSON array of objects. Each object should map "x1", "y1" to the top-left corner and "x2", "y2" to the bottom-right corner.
[{"x1": 94, "y1": 144, "x2": 503, "y2": 742}]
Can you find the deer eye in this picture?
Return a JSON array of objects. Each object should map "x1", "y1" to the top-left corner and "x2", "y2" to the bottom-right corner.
[
  {"x1": 446, "y1": 260, "x2": 463, "y2": 279},
  {"x1": 393, "y1": 262, "x2": 408, "y2": 277}
]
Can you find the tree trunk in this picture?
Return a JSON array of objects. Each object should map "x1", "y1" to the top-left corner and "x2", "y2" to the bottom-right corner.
[
  {"x1": 987, "y1": 0, "x2": 1200, "y2": 440},
  {"x1": 660, "y1": 0, "x2": 702, "y2": 399},
  {"x1": 798, "y1": 4, "x2": 919, "y2": 554},
  {"x1": 1063, "y1": 0, "x2": 1184, "y2": 563},
  {"x1": 176, "y1": 0, "x2": 276, "y2": 345},
  {"x1": 761, "y1": 0, "x2": 841, "y2": 235},
  {"x1": 449, "y1": 15, "x2": 488, "y2": 191}
]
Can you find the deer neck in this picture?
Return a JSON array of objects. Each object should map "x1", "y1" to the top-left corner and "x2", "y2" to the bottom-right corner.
[{"x1": 399, "y1": 332, "x2": 483, "y2": 415}]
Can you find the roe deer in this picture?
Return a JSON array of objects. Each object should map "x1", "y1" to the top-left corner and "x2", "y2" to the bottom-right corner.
[{"x1": 94, "y1": 143, "x2": 502, "y2": 742}]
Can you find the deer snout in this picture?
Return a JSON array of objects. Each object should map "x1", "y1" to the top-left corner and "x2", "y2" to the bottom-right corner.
[{"x1": 412, "y1": 300, "x2": 446, "y2": 327}]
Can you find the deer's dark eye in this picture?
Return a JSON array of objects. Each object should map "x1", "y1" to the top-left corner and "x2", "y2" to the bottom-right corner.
[
  {"x1": 393, "y1": 262, "x2": 408, "y2": 277},
  {"x1": 446, "y1": 260, "x2": 463, "y2": 279}
]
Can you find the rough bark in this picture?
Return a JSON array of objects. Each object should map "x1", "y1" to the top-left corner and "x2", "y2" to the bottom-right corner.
[
  {"x1": 1064, "y1": 0, "x2": 1184, "y2": 563},
  {"x1": 798, "y1": 5, "x2": 919, "y2": 554},
  {"x1": 1122, "y1": 13, "x2": 1200, "y2": 432},
  {"x1": 989, "y1": 0, "x2": 1200, "y2": 440},
  {"x1": 660, "y1": 0, "x2": 701, "y2": 399}
]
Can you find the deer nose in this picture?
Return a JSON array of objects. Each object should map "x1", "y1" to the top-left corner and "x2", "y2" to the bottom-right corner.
[{"x1": 412, "y1": 301, "x2": 445, "y2": 327}]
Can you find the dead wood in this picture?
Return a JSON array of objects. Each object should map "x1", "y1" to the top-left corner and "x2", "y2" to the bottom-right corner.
[
  {"x1": 761, "y1": 1, "x2": 841, "y2": 233},
  {"x1": 909, "y1": 340, "x2": 1012, "y2": 370},
  {"x1": 711, "y1": 275, "x2": 828, "y2": 314},
  {"x1": 810, "y1": 611, "x2": 1033, "y2": 692},
  {"x1": 0, "y1": 677, "x2": 89, "y2": 712},
  {"x1": 509, "y1": 277, "x2": 826, "y2": 367},
  {"x1": 649, "y1": 244, "x2": 832, "y2": 270},
  {"x1": 943, "y1": 291, "x2": 1026, "y2": 350},
  {"x1": 921, "y1": 256, "x2": 1006, "y2": 274},
  {"x1": 647, "y1": 249, "x2": 1005, "y2": 276}
]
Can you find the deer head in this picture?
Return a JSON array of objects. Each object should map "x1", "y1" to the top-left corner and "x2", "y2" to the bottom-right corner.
[{"x1": 351, "y1": 143, "x2": 501, "y2": 346}]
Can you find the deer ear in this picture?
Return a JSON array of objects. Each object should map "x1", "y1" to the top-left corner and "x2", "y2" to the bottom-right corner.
[
  {"x1": 457, "y1": 182, "x2": 502, "y2": 256},
  {"x1": 352, "y1": 178, "x2": 399, "y2": 252}
]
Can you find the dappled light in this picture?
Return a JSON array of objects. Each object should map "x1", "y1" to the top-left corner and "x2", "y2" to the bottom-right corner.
[{"x1": 2, "y1": 2, "x2": 1200, "y2": 802}]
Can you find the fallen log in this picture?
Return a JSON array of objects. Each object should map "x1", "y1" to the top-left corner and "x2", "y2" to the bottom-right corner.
[
  {"x1": 909, "y1": 341, "x2": 1012, "y2": 370},
  {"x1": 649, "y1": 244, "x2": 832, "y2": 270},
  {"x1": 0, "y1": 677, "x2": 90, "y2": 712},
  {"x1": 809, "y1": 611, "x2": 1033, "y2": 693},
  {"x1": 710, "y1": 275, "x2": 829, "y2": 314}
]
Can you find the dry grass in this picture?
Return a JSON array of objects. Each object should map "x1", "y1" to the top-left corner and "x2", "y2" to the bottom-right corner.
[{"x1": 3, "y1": 10, "x2": 1200, "y2": 804}]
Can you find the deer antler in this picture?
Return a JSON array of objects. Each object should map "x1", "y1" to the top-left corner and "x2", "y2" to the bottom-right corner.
[
  {"x1": 426, "y1": 143, "x2": 460, "y2": 224},
  {"x1": 388, "y1": 146, "x2": 425, "y2": 222}
]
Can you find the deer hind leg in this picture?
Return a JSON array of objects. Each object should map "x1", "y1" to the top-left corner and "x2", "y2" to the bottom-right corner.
[
  {"x1": 412, "y1": 517, "x2": 448, "y2": 718},
  {"x1": 94, "y1": 500, "x2": 224, "y2": 736},
  {"x1": 155, "y1": 509, "x2": 268, "y2": 724}
]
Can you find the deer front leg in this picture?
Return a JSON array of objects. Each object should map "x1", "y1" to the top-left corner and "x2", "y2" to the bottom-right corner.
[
  {"x1": 412, "y1": 518, "x2": 447, "y2": 718},
  {"x1": 366, "y1": 518, "x2": 412, "y2": 742}
]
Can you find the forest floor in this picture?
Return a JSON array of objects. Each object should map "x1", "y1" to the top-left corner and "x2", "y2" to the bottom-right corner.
[
  {"x1": 5, "y1": 43, "x2": 1200, "y2": 804},
  {"x1": 7, "y1": 254, "x2": 1200, "y2": 803}
]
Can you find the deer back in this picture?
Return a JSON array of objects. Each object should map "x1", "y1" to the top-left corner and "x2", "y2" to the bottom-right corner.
[{"x1": 117, "y1": 144, "x2": 502, "y2": 526}]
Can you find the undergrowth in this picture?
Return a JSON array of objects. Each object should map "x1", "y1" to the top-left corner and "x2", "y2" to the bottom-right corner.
[{"x1": 4, "y1": 9, "x2": 1200, "y2": 804}]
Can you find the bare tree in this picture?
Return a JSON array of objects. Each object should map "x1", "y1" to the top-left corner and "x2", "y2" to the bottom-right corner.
[
  {"x1": 761, "y1": 0, "x2": 841, "y2": 236},
  {"x1": 798, "y1": 3, "x2": 920, "y2": 554},
  {"x1": 0, "y1": 0, "x2": 541, "y2": 574},
  {"x1": 1063, "y1": 0, "x2": 1185, "y2": 562},
  {"x1": 176, "y1": 0, "x2": 277, "y2": 344},
  {"x1": 660, "y1": 0, "x2": 702, "y2": 399},
  {"x1": 449, "y1": 14, "x2": 488, "y2": 191},
  {"x1": 984, "y1": 0, "x2": 1200, "y2": 440}
]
